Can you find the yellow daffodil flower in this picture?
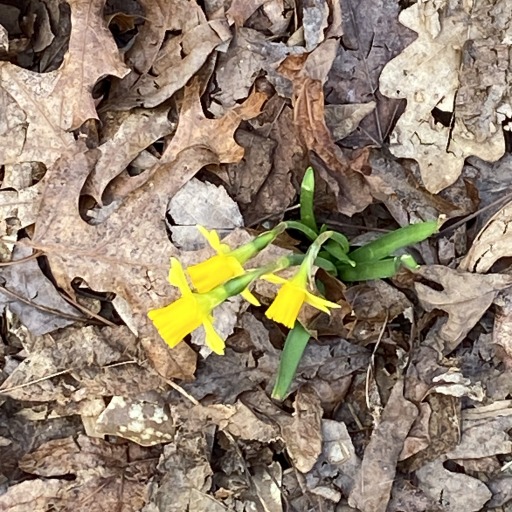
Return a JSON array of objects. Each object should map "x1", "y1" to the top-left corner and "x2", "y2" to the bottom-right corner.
[
  {"x1": 265, "y1": 266, "x2": 340, "y2": 329},
  {"x1": 187, "y1": 226, "x2": 248, "y2": 292},
  {"x1": 187, "y1": 225, "x2": 282, "y2": 306},
  {"x1": 148, "y1": 257, "x2": 227, "y2": 354}
]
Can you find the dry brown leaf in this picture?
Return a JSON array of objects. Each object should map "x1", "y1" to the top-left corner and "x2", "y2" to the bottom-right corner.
[
  {"x1": 126, "y1": 0, "x2": 207, "y2": 74},
  {"x1": 212, "y1": 28, "x2": 302, "y2": 111},
  {"x1": 144, "y1": 430, "x2": 214, "y2": 512},
  {"x1": 0, "y1": 23, "x2": 7, "y2": 53},
  {"x1": 324, "y1": 102, "x2": 376, "y2": 141},
  {"x1": 492, "y1": 291, "x2": 512, "y2": 368},
  {"x1": 279, "y1": 386, "x2": 323, "y2": 473},
  {"x1": 279, "y1": 40, "x2": 376, "y2": 215},
  {"x1": 388, "y1": 479, "x2": 444, "y2": 512},
  {"x1": 226, "y1": 0, "x2": 271, "y2": 26},
  {"x1": 380, "y1": 1, "x2": 505, "y2": 193},
  {"x1": 31, "y1": 84, "x2": 265, "y2": 379},
  {"x1": 414, "y1": 265, "x2": 512, "y2": 352},
  {"x1": 13, "y1": 435, "x2": 153, "y2": 512},
  {"x1": 348, "y1": 379, "x2": 417, "y2": 512},
  {"x1": 487, "y1": 475, "x2": 512, "y2": 509},
  {"x1": 401, "y1": 393, "x2": 461, "y2": 472},
  {"x1": 368, "y1": 150, "x2": 473, "y2": 226},
  {"x1": 343, "y1": 280, "x2": 412, "y2": 342},
  {"x1": 226, "y1": 97, "x2": 304, "y2": 225},
  {"x1": 0, "y1": 325, "x2": 165, "y2": 404},
  {"x1": 62, "y1": 0, "x2": 129, "y2": 129},
  {"x1": 460, "y1": 199, "x2": 512, "y2": 273},
  {"x1": 325, "y1": 0, "x2": 415, "y2": 147},
  {"x1": 0, "y1": 63, "x2": 75, "y2": 167},
  {"x1": 187, "y1": 401, "x2": 280, "y2": 442},
  {"x1": 167, "y1": 178, "x2": 243, "y2": 250},
  {"x1": 415, "y1": 459, "x2": 492, "y2": 512},
  {"x1": 306, "y1": 419, "x2": 361, "y2": 499},
  {"x1": 445, "y1": 415, "x2": 512, "y2": 461},
  {"x1": 0, "y1": 479, "x2": 63, "y2": 512},
  {"x1": 83, "y1": 106, "x2": 177, "y2": 204},
  {"x1": 0, "y1": 245, "x2": 82, "y2": 335},
  {"x1": 96, "y1": 396, "x2": 174, "y2": 446},
  {"x1": 107, "y1": 11, "x2": 230, "y2": 111},
  {"x1": 0, "y1": 1, "x2": 127, "y2": 168}
]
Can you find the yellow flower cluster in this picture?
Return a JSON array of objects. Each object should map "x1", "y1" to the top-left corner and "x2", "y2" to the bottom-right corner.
[{"x1": 148, "y1": 227, "x2": 340, "y2": 354}]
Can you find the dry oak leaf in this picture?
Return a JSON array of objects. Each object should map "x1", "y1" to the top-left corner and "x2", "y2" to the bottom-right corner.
[
  {"x1": 414, "y1": 265, "x2": 512, "y2": 352},
  {"x1": 82, "y1": 105, "x2": 177, "y2": 204},
  {"x1": 459, "y1": 199, "x2": 512, "y2": 273},
  {"x1": 379, "y1": 1, "x2": 505, "y2": 193},
  {"x1": 348, "y1": 379, "x2": 418, "y2": 512},
  {"x1": 279, "y1": 39, "x2": 375, "y2": 215},
  {"x1": 125, "y1": 0, "x2": 208, "y2": 74},
  {"x1": 61, "y1": 0, "x2": 129, "y2": 129},
  {"x1": 416, "y1": 459, "x2": 491, "y2": 512},
  {"x1": 31, "y1": 85, "x2": 266, "y2": 379},
  {"x1": 107, "y1": 11, "x2": 230, "y2": 111},
  {"x1": 0, "y1": 0, "x2": 127, "y2": 167}
]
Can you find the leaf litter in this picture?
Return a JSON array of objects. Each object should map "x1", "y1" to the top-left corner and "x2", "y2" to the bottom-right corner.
[{"x1": 1, "y1": 1, "x2": 512, "y2": 511}]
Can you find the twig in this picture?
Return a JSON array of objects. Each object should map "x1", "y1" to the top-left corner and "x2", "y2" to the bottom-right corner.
[
  {"x1": 0, "y1": 283, "x2": 88, "y2": 323},
  {"x1": 0, "y1": 368, "x2": 74, "y2": 394},
  {"x1": 438, "y1": 191, "x2": 512, "y2": 236}
]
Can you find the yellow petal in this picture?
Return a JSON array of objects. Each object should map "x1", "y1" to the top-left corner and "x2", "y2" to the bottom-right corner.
[
  {"x1": 304, "y1": 290, "x2": 341, "y2": 314},
  {"x1": 265, "y1": 282, "x2": 305, "y2": 328},
  {"x1": 197, "y1": 225, "x2": 230, "y2": 254},
  {"x1": 242, "y1": 288, "x2": 261, "y2": 306},
  {"x1": 168, "y1": 258, "x2": 192, "y2": 296},
  {"x1": 262, "y1": 273, "x2": 288, "y2": 285},
  {"x1": 203, "y1": 318, "x2": 225, "y2": 355}
]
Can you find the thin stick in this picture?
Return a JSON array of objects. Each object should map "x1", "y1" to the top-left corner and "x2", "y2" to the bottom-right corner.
[
  {"x1": 164, "y1": 378, "x2": 200, "y2": 406},
  {"x1": 0, "y1": 283, "x2": 88, "y2": 323},
  {"x1": 438, "y1": 191, "x2": 512, "y2": 236},
  {"x1": 365, "y1": 314, "x2": 388, "y2": 412},
  {"x1": 0, "y1": 368, "x2": 73, "y2": 393}
]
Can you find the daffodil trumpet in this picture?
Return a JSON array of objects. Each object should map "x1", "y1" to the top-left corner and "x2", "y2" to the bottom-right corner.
[
  {"x1": 187, "y1": 223, "x2": 286, "y2": 305},
  {"x1": 264, "y1": 231, "x2": 341, "y2": 329}
]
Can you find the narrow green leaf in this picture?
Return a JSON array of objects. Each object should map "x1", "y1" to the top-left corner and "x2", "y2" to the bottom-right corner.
[
  {"x1": 284, "y1": 220, "x2": 318, "y2": 241},
  {"x1": 272, "y1": 321, "x2": 311, "y2": 400},
  {"x1": 337, "y1": 257, "x2": 402, "y2": 282},
  {"x1": 348, "y1": 220, "x2": 439, "y2": 263}
]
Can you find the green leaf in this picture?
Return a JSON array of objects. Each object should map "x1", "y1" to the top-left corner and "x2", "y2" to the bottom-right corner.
[
  {"x1": 299, "y1": 167, "x2": 318, "y2": 233},
  {"x1": 348, "y1": 220, "x2": 439, "y2": 263},
  {"x1": 272, "y1": 321, "x2": 311, "y2": 400}
]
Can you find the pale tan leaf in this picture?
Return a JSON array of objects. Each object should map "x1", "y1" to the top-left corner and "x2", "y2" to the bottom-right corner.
[
  {"x1": 168, "y1": 178, "x2": 244, "y2": 250},
  {"x1": 414, "y1": 265, "x2": 512, "y2": 351},
  {"x1": 60, "y1": 0, "x2": 129, "y2": 130},
  {"x1": 380, "y1": 2, "x2": 505, "y2": 193},
  {"x1": 416, "y1": 460, "x2": 492, "y2": 512},
  {"x1": 459, "y1": 200, "x2": 512, "y2": 273}
]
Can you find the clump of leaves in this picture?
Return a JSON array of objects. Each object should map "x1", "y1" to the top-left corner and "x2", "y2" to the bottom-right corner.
[{"x1": 148, "y1": 168, "x2": 439, "y2": 399}]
